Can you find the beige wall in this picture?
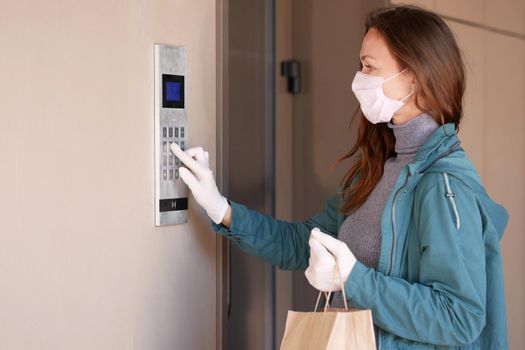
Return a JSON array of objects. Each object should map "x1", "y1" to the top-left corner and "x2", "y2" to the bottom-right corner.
[
  {"x1": 392, "y1": 1, "x2": 525, "y2": 348},
  {"x1": 0, "y1": 1, "x2": 219, "y2": 349}
]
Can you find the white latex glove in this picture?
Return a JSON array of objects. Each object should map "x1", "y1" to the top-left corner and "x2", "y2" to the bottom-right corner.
[
  {"x1": 305, "y1": 228, "x2": 357, "y2": 292},
  {"x1": 170, "y1": 143, "x2": 229, "y2": 224}
]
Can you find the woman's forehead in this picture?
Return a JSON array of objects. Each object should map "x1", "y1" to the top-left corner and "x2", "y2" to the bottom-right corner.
[{"x1": 360, "y1": 28, "x2": 394, "y2": 63}]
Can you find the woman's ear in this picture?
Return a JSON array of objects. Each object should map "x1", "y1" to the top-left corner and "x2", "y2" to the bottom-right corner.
[
  {"x1": 409, "y1": 72, "x2": 417, "y2": 85},
  {"x1": 409, "y1": 73, "x2": 418, "y2": 93}
]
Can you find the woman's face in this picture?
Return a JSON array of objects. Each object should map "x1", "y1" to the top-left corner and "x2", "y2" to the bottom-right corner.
[{"x1": 359, "y1": 27, "x2": 415, "y2": 104}]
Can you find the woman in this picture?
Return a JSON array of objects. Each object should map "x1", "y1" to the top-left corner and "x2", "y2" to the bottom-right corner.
[{"x1": 171, "y1": 4, "x2": 509, "y2": 349}]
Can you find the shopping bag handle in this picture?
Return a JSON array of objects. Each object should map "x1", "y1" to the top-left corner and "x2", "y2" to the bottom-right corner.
[{"x1": 313, "y1": 263, "x2": 348, "y2": 312}]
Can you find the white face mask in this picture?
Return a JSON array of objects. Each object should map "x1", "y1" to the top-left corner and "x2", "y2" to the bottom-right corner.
[{"x1": 351, "y1": 68, "x2": 414, "y2": 124}]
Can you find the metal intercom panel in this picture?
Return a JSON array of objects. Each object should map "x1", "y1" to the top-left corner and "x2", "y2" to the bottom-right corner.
[{"x1": 154, "y1": 44, "x2": 188, "y2": 226}]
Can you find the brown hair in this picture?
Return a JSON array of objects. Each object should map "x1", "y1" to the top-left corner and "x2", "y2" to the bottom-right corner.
[{"x1": 336, "y1": 4, "x2": 466, "y2": 215}]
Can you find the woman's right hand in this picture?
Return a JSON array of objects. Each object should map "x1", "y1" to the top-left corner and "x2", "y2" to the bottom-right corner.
[{"x1": 170, "y1": 143, "x2": 230, "y2": 225}]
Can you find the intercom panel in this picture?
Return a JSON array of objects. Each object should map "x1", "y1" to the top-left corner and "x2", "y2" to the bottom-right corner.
[{"x1": 154, "y1": 44, "x2": 188, "y2": 226}]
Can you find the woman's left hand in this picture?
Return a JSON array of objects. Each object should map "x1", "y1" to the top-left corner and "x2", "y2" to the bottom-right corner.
[{"x1": 305, "y1": 228, "x2": 357, "y2": 292}]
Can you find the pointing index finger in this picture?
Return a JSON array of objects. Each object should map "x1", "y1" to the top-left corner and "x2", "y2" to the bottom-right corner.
[{"x1": 170, "y1": 142, "x2": 207, "y2": 178}]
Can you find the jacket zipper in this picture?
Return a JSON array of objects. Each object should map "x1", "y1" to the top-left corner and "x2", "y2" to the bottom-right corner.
[
  {"x1": 388, "y1": 171, "x2": 411, "y2": 276},
  {"x1": 376, "y1": 171, "x2": 410, "y2": 350},
  {"x1": 443, "y1": 172, "x2": 461, "y2": 230},
  {"x1": 377, "y1": 171, "x2": 410, "y2": 350}
]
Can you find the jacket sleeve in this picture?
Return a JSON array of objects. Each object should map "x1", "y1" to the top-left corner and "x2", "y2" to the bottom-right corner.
[
  {"x1": 343, "y1": 173, "x2": 487, "y2": 346},
  {"x1": 210, "y1": 192, "x2": 341, "y2": 271}
]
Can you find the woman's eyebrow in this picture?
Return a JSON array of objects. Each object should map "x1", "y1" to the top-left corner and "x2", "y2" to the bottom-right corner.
[{"x1": 360, "y1": 54, "x2": 376, "y2": 61}]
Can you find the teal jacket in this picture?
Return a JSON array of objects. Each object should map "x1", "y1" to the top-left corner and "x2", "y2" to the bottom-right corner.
[{"x1": 211, "y1": 123, "x2": 509, "y2": 349}]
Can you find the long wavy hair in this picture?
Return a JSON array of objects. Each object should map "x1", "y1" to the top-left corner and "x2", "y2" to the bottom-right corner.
[{"x1": 336, "y1": 4, "x2": 466, "y2": 215}]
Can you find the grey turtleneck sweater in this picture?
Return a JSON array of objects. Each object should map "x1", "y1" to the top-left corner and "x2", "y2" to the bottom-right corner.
[
  {"x1": 338, "y1": 113, "x2": 439, "y2": 269},
  {"x1": 331, "y1": 113, "x2": 439, "y2": 308}
]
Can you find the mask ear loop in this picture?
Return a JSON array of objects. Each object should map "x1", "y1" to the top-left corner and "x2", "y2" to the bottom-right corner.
[
  {"x1": 383, "y1": 67, "x2": 408, "y2": 82},
  {"x1": 383, "y1": 68, "x2": 414, "y2": 103},
  {"x1": 400, "y1": 84, "x2": 415, "y2": 103}
]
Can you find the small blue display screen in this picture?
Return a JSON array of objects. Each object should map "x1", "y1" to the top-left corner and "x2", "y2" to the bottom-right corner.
[
  {"x1": 165, "y1": 81, "x2": 181, "y2": 102},
  {"x1": 162, "y1": 74, "x2": 184, "y2": 108}
]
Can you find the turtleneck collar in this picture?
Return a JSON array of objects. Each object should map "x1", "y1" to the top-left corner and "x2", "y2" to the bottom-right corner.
[{"x1": 387, "y1": 113, "x2": 440, "y2": 154}]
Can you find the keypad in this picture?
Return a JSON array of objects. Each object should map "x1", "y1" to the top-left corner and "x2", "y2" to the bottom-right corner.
[{"x1": 161, "y1": 123, "x2": 186, "y2": 182}]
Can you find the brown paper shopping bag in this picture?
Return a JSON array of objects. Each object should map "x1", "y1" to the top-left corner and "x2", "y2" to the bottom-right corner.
[{"x1": 280, "y1": 276, "x2": 376, "y2": 350}]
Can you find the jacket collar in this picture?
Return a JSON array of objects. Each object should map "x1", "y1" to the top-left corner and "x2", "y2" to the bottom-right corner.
[
  {"x1": 335, "y1": 123, "x2": 460, "y2": 195},
  {"x1": 407, "y1": 122, "x2": 460, "y2": 176}
]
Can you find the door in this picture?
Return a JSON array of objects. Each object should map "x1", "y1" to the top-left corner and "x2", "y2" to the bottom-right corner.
[
  {"x1": 218, "y1": 0, "x2": 276, "y2": 349},
  {"x1": 218, "y1": 0, "x2": 386, "y2": 349},
  {"x1": 275, "y1": 0, "x2": 387, "y2": 306}
]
